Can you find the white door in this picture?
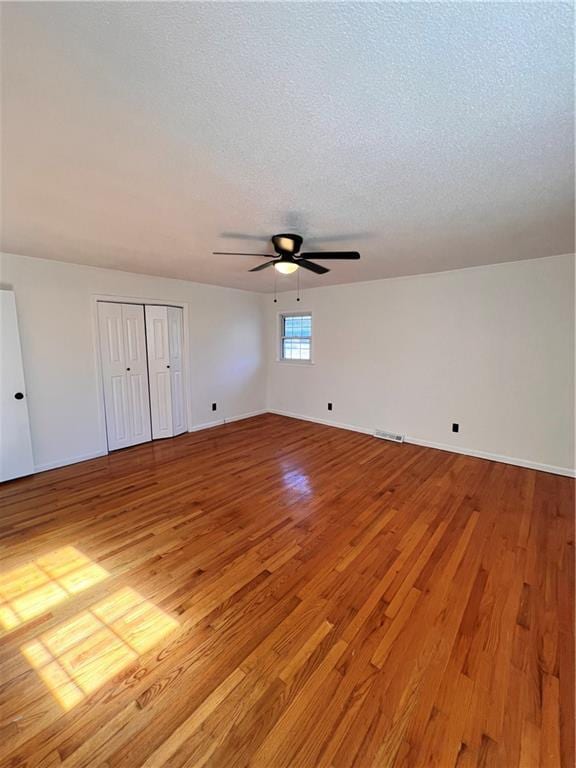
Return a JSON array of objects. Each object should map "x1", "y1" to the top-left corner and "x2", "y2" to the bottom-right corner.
[
  {"x1": 0, "y1": 290, "x2": 34, "y2": 481},
  {"x1": 98, "y1": 302, "x2": 151, "y2": 450},
  {"x1": 167, "y1": 307, "x2": 186, "y2": 436},
  {"x1": 122, "y1": 304, "x2": 152, "y2": 444},
  {"x1": 145, "y1": 305, "x2": 187, "y2": 439},
  {"x1": 145, "y1": 305, "x2": 173, "y2": 439}
]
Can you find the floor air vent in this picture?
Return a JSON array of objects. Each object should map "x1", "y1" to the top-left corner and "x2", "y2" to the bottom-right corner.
[{"x1": 374, "y1": 429, "x2": 405, "y2": 443}]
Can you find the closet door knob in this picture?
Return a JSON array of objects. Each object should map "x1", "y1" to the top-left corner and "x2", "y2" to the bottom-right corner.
[
  {"x1": 126, "y1": 367, "x2": 131, "y2": 371},
  {"x1": 166, "y1": 365, "x2": 170, "y2": 369},
  {"x1": 14, "y1": 392, "x2": 24, "y2": 400}
]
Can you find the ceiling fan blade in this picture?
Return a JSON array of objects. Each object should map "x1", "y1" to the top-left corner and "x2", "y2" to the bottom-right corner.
[
  {"x1": 298, "y1": 259, "x2": 330, "y2": 275},
  {"x1": 213, "y1": 251, "x2": 272, "y2": 256},
  {"x1": 248, "y1": 260, "x2": 276, "y2": 272},
  {"x1": 299, "y1": 251, "x2": 360, "y2": 260}
]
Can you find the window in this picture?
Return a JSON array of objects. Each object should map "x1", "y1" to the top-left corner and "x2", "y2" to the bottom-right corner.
[{"x1": 280, "y1": 313, "x2": 312, "y2": 362}]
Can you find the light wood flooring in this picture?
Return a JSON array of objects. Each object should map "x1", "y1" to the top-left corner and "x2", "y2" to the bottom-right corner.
[{"x1": 0, "y1": 414, "x2": 574, "y2": 767}]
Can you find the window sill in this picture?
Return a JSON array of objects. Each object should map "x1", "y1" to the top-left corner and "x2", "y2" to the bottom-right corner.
[{"x1": 275, "y1": 360, "x2": 315, "y2": 366}]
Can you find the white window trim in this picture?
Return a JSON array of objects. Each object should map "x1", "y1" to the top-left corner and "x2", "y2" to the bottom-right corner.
[{"x1": 277, "y1": 311, "x2": 314, "y2": 365}]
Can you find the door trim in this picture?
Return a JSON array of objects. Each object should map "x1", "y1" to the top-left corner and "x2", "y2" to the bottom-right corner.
[{"x1": 91, "y1": 294, "x2": 192, "y2": 457}]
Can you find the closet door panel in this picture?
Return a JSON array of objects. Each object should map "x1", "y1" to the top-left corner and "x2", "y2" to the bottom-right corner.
[
  {"x1": 110, "y1": 375, "x2": 129, "y2": 444},
  {"x1": 98, "y1": 303, "x2": 131, "y2": 451},
  {"x1": 129, "y1": 374, "x2": 149, "y2": 439},
  {"x1": 156, "y1": 371, "x2": 172, "y2": 432},
  {"x1": 124, "y1": 314, "x2": 141, "y2": 363},
  {"x1": 121, "y1": 304, "x2": 151, "y2": 445},
  {"x1": 151, "y1": 316, "x2": 168, "y2": 360},
  {"x1": 98, "y1": 302, "x2": 151, "y2": 451},
  {"x1": 145, "y1": 306, "x2": 173, "y2": 439},
  {"x1": 105, "y1": 313, "x2": 123, "y2": 365},
  {"x1": 171, "y1": 371, "x2": 185, "y2": 435},
  {"x1": 167, "y1": 307, "x2": 186, "y2": 435}
]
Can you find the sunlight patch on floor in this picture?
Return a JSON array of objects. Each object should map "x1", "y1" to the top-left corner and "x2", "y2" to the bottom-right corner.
[
  {"x1": 0, "y1": 546, "x2": 109, "y2": 630},
  {"x1": 21, "y1": 586, "x2": 179, "y2": 710}
]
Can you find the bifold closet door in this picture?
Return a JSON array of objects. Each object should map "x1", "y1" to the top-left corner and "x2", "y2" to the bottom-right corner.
[
  {"x1": 167, "y1": 307, "x2": 186, "y2": 435},
  {"x1": 97, "y1": 302, "x2": 152, "y2": 451},
  {"x1": 145, "y1": 305, "x2": 186, "y2": 439}
]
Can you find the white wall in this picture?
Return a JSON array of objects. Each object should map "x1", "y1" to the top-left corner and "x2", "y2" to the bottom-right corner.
[
  {"x1": 0, "y1": 252, "x2": 267, "y2": 471},
  {"x1": 2, "y1": 251, "x2": 573, "y2": 477},
  {"x1": 267, "y1": 254, "x2": 575, "y2": 476}
]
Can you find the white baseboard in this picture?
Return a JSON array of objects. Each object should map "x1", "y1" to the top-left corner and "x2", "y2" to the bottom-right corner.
[
  {"x1": 189, "y1": 409, "x2": 267, "y2": 433},
  {"x1": 268, "y1": 409, "x2": 576, "y2": 478},
  {"x1": 31, "y1": 412, "x2": 267, "y2": 474},
  {"x1": 268, "y1": 409, "x2": 374, "y2": 436},
  {"x1": 30, "y1": 410, "x2": 575, "y2": 479},
  {"x1": 406, "y1": 437, "x2": 575, "y2": 478},
  {"x1": 226, "y1": 409, "x2": 267, "y2": 424},
  {"x1": 189, "y1": 419, "x2": 225, "y2": 432},
  {"x1": 34, "y1": 449, "x2": 108, "y2": 473}
]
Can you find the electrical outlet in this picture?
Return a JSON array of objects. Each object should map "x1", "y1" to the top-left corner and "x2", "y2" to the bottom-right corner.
[
  {"x1": 212, "y1": 403, "x2": 217, "y2": 412},
  {"x1": 328, "y1": 402, "x2": 333, "y2": 411},
  {"x1": 452, "y1": 423, "x2": 459, "y2": 433}
]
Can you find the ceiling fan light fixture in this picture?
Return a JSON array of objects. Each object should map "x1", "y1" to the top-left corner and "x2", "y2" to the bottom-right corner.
[{"x1": 274, "y1": 261, "x2": 299, "y2": 275}]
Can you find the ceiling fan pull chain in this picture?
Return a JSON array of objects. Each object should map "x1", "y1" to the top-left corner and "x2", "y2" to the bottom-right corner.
[
  {"x1": 273, "y1": 270, "x2": 277, "y2": 303},
  {"x1": 297, "y1": 268, "x2": 301, "y2": 302}
]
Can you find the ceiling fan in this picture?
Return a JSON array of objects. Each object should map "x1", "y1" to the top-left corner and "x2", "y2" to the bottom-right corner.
[{"x1": 213, "y1": 233, "x2": 360, "y2": 275}]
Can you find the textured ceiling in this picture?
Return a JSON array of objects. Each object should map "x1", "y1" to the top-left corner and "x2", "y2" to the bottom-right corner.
[{"x1": 1, "y1": 2, "x2": 574, "y2": 292}]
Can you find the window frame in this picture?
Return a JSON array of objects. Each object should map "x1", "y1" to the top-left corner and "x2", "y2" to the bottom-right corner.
[{"x1": 278, "y1": 311, "x2": 313, "y2": 364}]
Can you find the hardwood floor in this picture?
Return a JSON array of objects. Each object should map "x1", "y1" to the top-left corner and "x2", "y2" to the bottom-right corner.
[{"x1": 0, "y1": 414, "x2": 573, "y2": 768}]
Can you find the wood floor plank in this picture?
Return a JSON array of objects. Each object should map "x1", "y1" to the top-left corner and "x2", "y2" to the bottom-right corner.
[{"x1": 0, "y1": 414, "x2": 573, "y2": 767}]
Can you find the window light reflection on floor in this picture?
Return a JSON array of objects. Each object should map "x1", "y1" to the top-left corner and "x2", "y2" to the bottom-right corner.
[
  {"x1": 0, "y1": 546, "x2": 109, "y2": 630},
  {"x1": 281, "y1": 467, "x2": 312, "y2": 497},
  {"x1": 21, "y1": 586, "x2": 179, "y2": 710}
]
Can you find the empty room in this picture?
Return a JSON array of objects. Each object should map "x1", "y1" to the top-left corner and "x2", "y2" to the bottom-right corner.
[{"x1": 0, "y1": 2, "x2": 574, "y2": 767}]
